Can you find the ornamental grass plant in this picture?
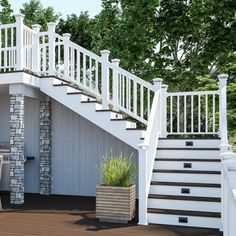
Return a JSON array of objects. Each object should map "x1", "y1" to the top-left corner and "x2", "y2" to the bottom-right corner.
[{"x1": 98, "y1": 152, "x2": 137, "y2": 187}]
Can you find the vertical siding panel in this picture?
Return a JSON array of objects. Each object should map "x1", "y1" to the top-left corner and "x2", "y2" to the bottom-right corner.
[{"x1": 51, "y1": 100, "x2": 138, "y2": 197}]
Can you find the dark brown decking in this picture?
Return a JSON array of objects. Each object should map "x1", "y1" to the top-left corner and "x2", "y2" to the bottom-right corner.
[{"x1": 0, "y1": 193, "x2": 222, "y2": 236}]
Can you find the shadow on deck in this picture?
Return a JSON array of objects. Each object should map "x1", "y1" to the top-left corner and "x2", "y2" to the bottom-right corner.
[{"x1": 0, "y1": 193, "x2": 222, "y2": 236}]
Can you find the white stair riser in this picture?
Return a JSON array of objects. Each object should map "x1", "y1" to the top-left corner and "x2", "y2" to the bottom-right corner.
[
  {"x1": 110, "y1": 112, "x2": 123, "y2": 119},
  {"x1": 150, "y1": 185, "x2": 221, "y2": 198},
  {"x1": 148, "y1": 199, "x2": 220, "y2": 212},
  {"x1": 67, "y1": 86, "x2": 80, "y2": 93},
  {"x1": 154, "y1": 161, "x2": 221, "y2": 171},
  {"x1": 147, "y1": 213, "x2": 221, "y2": 229},
  {"x1": 157, "y1": 150, "x2": 220, "y2": 159},
  {"x1": 152, "y1": 173, "x2": 221, "y2": 184},
  {"x1": 158, "y1": 139, "x2": 220, "y2": 149}
]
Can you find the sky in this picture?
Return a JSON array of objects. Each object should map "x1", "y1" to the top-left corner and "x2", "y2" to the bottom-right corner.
[{"x1": 9, "y1": 0, "x2": 102, "y2": 18}]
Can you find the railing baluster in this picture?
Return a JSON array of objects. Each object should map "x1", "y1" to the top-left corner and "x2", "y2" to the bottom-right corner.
[
  {"x1": 205, "y1": 94, "x2": 208, "y2": 133},
  {"x1": 170, "y1": 96, "x2": 173, "y2": 133},
  {"x1": 213, "y1": 93, "x2": 215, "y2": 133},
  {"x1": 133, "y1": 82, "x2": 137, "y2": 116},
  {"x1": 141, "y1": 85, "x2": 144, "y2": 119},
  {"x1": 77, "y1": 50, "x2": 80, "y2": 82},
  {"x1": 198, "y1": 95, "x2": 201, "y2": 133},
  {"x1": 147, "y1": 89, "x2": 150, "y2": 119},
  {"x1": 184, "y1": 95, "x2": 187, "y2": 133},
  {"x1": 177, "y1": 96, "x2": 180, "y2": 133},
  {"x1": 89, "y1": 56, "x2": 92, "y2": 88},
  {"x1": 191, "y1": 95, "x2": 194, "y2": 133},
  {"x1": 83, "y1": 53, "x2": 86, "y2": 85}
]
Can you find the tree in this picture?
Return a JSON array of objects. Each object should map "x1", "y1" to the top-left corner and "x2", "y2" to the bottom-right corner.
[
  {"x1": 0, "y1": 0, "x2": 13, "y2": 24},
  {"x1": 20, "y1": 0, "x2": 61, "y2": 31},
  {"x1": 57, "y1": 12, "x2": 95, "y2": 50}
]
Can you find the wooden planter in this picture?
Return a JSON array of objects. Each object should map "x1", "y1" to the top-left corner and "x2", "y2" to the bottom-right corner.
[{"x1": 96, "y1": 185, "x2": 136, "y2": 223}]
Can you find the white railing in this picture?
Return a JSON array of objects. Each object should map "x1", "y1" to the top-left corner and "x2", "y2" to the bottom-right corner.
[
  {"x1": 138, "y1": 78, "x2": 163, "y2": 225},
  {"x1": 0, "y1": 23, "x2": 17, "y2": 72},
  {"x1": 222, "y1": 151, "x2": 236, "y2": 236},
  {"x1": 166, "y1": 90, "x2": 220, "y2": 135},
  {"x1": 36, "y1": 24, "x2": 155, "y2": 124}
]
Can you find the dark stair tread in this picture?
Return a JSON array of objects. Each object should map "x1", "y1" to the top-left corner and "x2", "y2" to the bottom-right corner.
[
  {"x1": 155, "y1": 158, "x2": 221, "y2": 162},
  {"x1": 147, "y1": 208, "x2": 221, "y2": 218},
  {"x1": 126, "y1": 128, "x2": 146, "y2": 131},
  {"x1": 95, "y1": 109, "x2": 122, "y2": 115},
  {"x1": 148, "y1": 194, "x2": 221, "y2": 202},
  {"x1": 153, "y1": 169, "x2": 221, "y2": 174},
  {"x1": 81, "y1": 100, "x2": 101, "y2": 105},
  {"x1": 157, "y1": 147, "x2": 219, "y2": 151},
  {"x1": 151, "y1": 181, "x2": 221, "y2": 188}
]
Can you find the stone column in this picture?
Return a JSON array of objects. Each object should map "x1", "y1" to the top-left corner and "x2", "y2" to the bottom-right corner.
[
  {"x1": 10, "y1": 94, "x2": 24, "y2": 204},
  {"x1": 39, "y1": 100, "x2": 52, "y2": 195}
]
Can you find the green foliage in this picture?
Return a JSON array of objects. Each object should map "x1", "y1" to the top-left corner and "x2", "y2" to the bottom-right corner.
[
  {"x1": 98, "y1": 152, "x2": 137, "y2": 187},
  {"x1": 0, "y1": 0, "x2": 13, "y2": 23},
  {"x1": 20, "y1": 0, "x2": 61, "y2": 31},
  {"x1": 57, "y1": 12, "x2": 95, "y2": 49}
]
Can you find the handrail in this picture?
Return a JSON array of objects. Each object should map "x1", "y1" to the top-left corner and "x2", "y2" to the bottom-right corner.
[
  {"x1": 37, "y1": 29, "x2": 155, "y2": 124},
  {"x1": 138, "y1": 79, "x2": 162, "y2": 225}
]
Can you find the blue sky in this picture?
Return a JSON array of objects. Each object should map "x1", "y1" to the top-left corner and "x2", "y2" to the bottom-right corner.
[{"x1": 9, "y1": 0, "x2": 102, "y2": 18}]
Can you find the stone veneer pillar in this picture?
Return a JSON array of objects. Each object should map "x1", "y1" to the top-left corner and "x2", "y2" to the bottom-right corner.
[
  {"x1": 39, "y1": 100, "x2": 52, "y2": 195},
  {"x1": 10, "y1": 94, "x2": 24, "y2": 204}
]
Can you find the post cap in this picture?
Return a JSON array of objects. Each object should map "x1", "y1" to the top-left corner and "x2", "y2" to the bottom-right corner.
[
  {"x1": 14, "y1": 13, "x2": 25, "y2": 21},
  {"x1": 161, "y1": 84, "x2": 168, "y2": 89},
  {"x1": 47, "y1": 22, "x2": 57, "y2": 27},
  {"x1": 218, "y1": 74, "x2": 228, "y2": 80},
  {"x1": 153, "y1": 78, "x2": 163, "y2": 84},
  {"x1": 62, "y1": 33, "x2": 71, "y2": 40},
  {"x1": 32, "y1": 24, "x2": 41, "y2": 32},
  {"x1": 112, "y1": 58, "x2": 120, "y2": 65},
  {"x1": 100, "y1": 50, "x2": 110, "y2": 56}
]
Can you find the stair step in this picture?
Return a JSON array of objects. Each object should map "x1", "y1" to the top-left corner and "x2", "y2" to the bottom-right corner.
[
  {"x1": 152, "y1": 172, "x2": 221, "y2": 184},
  {"x1": 148, "y1": 196, "x2": 221, "y2": 213},
  {"x1": 151, "y1": 181, "x2": 221, "y2": 188},
  {"x1": 153, "y1": 169, "x2": 221, "y2": 175},
  {"x1": 149, "y1": 184, "x2": 221, "y2": 198},
  {"x1": 155, "y1": 158, "x2": 221, "y2": 162},
  {"x1": 154, "y1": 160, "x2": 221, "y2": 171},
  {"x1": 148, "y1": 194, "x2": 221, "y2": 202},
  {"x1": 157, "y1": 148, "x2": 219, "y2": 151},
  {"x1": 147, "y1": 208, "x2": 221, "y2": 218},
  {"x1": 157, "y1": 139, "x2": 220, "y2": 149},
  {"x1": 147, "y1": 211, "x2": 221, "y2": 229},
  {"x1": 157, "y1": 149, "x2": 220, "y2": 159}
]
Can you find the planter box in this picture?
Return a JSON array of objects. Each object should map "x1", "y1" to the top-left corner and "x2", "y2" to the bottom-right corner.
[{"x1": 96, "y1": 185, "x2": 136, "y2": 223}]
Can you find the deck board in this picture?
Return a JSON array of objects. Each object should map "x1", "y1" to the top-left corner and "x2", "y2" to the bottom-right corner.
[{"x1": 0, "y1": 193, "x2": 222, "y2": 236}]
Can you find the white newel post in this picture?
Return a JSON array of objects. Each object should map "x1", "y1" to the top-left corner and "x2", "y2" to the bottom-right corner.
[
  {"x1": 218, "y1": 74, "x2": 231, "y2": 152},
  {"x1": 101, "y1": 50, "x2": 110, "y2": 109},
  {"x1": 63, "y1": 33, "x2": 71, "y2": 79},
  {"x1": 221, "y1": 152, "x2": 236, "y2": 236},
  {"x1": 32, "y1": 24, "x2": 41, "y2": 72},
  {"x1": 160, "y1": 84, "x2": 168, "y2": 138},
  {"x1": 15, "y1": 13, "x2": 25, "y2": 70},
  {"x1": 138, "y1": 144, "x2": 148, "y2": 225},
  {"x1": 111, "y1": 58, "x2": 120, "y2": 107},
  {"x1": 47, "y1": 22, "x2": 56, "y2": 75}
]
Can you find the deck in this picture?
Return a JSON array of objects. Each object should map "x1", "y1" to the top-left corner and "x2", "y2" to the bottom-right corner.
[{"x1": 0, "y1": 193, "x2": 222, "y2": 236}]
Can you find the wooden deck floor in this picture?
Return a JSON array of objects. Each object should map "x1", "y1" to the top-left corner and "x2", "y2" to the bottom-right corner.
[{"x1": 0, "y1": 193, "x2": 222, "y2": 236}]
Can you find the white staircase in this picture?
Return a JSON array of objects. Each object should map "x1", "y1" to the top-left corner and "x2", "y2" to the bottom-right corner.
[
  {"x1": 40, "y1": 78, "x2": 145, "y2": 149},
  {"x1": 1, "y1": 15, "x2": 233, "y2": 232},
  {"x1": 147, "y1": 138, "x2": 222, "y2": 229}
]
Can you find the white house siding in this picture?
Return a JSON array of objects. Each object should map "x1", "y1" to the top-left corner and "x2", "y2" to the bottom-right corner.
[
  {"x1": 51, "y1": 99, "x2": 138, "y2": 197},
  {"x1": 0, "y1": 95, "x2": 40, "y2": 193},
  {"x1": 0, "y1": 95, "x2": 10, "y2": 143}
]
